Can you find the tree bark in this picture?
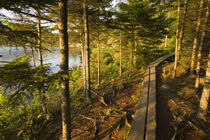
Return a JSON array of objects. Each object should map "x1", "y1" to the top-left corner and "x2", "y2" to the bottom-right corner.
[
  {"x1": 173, "y1": 0, "x2": 181, "y2": 78},
  {"x1": 120, "y1": 30, "x2": 122, "y2": 76},
  {"x1": 37, "y1": 9, "x2": 43, "y2": 66},
  {"x1": 58, "y1": 0, "x2": 71, "y2": 139},
  {"x1": 80, "y1": 26, "x2": 87, "y2": 97},
  {"x1": 97, "y1": 4, "x2": 100, "y2": 85},
  {"x1": 97, "y1": 26, "x2": 100, "y2": 85},
  {"x1": 131, "y1": 24, "x2": 135, "y2": 66},
  {"x1": 197, "y1": 53, "x2": 210, "y2": 121},
  {"x1": 31, "y1": 47, "x2": 36, "y2": 67},
  {"x1": 195, "y1": 2, "x2": 209, "y2": 90},
  {"x1": 177, "y1": 0, "x2": 188, "y2": 60},
  {"x1": 23, "y1": 46, "x2": 27, "y2": 55},
  {"x1": 134, "y1": 29, "x2": 137, "y2": 67},
  {"x1": 8, "y1": 47, "x2": 12, "y2": 55},
  {"x1": 190, "y1": 0, "x2": 204, "y2": 73},
  {"x1": 83, "y1": 0, "x2": 91, "y2": 103},
  {"x1": 164, "y1": 34, "x2": 168, "y2": 48}
]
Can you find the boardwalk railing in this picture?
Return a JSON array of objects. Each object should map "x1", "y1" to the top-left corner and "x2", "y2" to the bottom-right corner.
[{"x1": 128, "y1": 53, "x2": 174, "y2": 140}]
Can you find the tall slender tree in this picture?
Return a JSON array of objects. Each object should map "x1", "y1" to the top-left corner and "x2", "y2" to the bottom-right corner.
[
  {"x1": 190, "y1": 0, "x2": 204, "y2": 73},
  {"x1": 80, "y1": 25, "x2": 87, "y2": 99},
  {"x1": 36, "y1": 9, "x2": 43, "y2": 66},
  {"x1": 173, "y1": 0, "x2": 181, "y2": 78},
  {"x1": 164, "y1": 35, "x2": 168, "y2": 48},
  {"x1": 130, "y1": 22, "x2": 135, "y2": 66},
  {"x1": 177, "y1": 0, "x2": 188, "y2": 60},
  {"x1": 195, "y1": 1, "x2": 209, "y2": 91},
  {"x1": 30, "y1": 47, "x2": 36, "y2": 67},
  {"x1": 120, "y1": 29, "x2": 122, "y2": 76},
  {"x1": 134, "y1": 28, "x2": 138, "y2": 67},
  {"x1": 83, "y1": 0, "x2": 91, "y2": 103},
  {"x1": 97, "y1": 1, "x2": 100, "y2": 85},
  {"x1": 197, "y1": 53, "x2": 210, "y2": 121},
  {"x1": 58, "y1": 0, "x2": 71, "y2": 139}
]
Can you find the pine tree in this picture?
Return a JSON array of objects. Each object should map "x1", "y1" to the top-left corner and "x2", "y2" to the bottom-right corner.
[
  {"x1": 190, "y1": 0, "x2": 204, "y2": 73},
  {"x1": 83, "y1": 0, "x2": 91, "y2": 103},
  {"x1": 173, "y1": 0, "x2": 181, "y2": 78},
  {"x1": 177, "y1": 0, "x2": 188, "y2": 60},
  {"x1": 58, "y1": 0, "x2": 71, "y2": 139},
  {"x1": 195, "y1": 1, "x2": 209, "y2": 91},
  {"x1": 36, "y1": 9, "x2": 43, "y2": 66},
  {"x1": 197, "y1": 53, "x2": 210, "y2": 121}
]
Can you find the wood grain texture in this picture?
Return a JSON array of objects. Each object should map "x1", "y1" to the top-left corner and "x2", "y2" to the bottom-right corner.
[{"x1": 128, "y1": 53, "x2": 174, "y2": 140}]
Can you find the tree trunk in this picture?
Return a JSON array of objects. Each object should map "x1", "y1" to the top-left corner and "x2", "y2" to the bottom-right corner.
[
  {"x1": 83, "y1": 0, "x2": 91, "y2": 103},
  {"x1": 80, "y1": 26, "x2": 87, "y2": 97},
  {"x1": 97, "y1": 27, "x2": 100, "y2": 85},
  {"x1": 120, "y1": 30, "x2": 122, "y2": 76},
  {"x1": 177, "y1": 0, "x2": 188, "y2": 60},
  {"x1": 58, "y1": 0, "x2": 71, "y2": 139},
  {"x1": 195, "y1": 2, "x2": 209, "y2": 90},
  {"x1": 31, "y1": 47, "x2": 36, "y2": 67},
  {"x1": 130, "y1": 42, "x2": 134, "y2": 66},
  {"x1": 37, "y1": 9, "x2": 43, "y2": 66},
  {"x1": 15, "y1": 37, "x2": 18, "y2": 50},
  {"x1": 134, "y1": 29, "x2": 137, "y2": 67},
  {"x1": 23, "y1": 46, "x2": 27, "y2": 55},
  {"x1": 97, "y1": 4, "x2": 100, "y2": 85},
  {"x1": 173, "y1": 0, "x2": 181, "y2": 78},
  {"x1": 130, "y1": 24, "x2": 135, "y2": 66},
  {"x1": 190, "y1": 0, "x2": 204, "y2": 73},
  {"x1": 9, "y1": 46, "x2": 11, "y2": 55},
  {"x1": 36, "y1": 9, "x2": 47, "y2": 114},
  {"x1": 164, "y1": 34, "x2": 168, "y2": 48},
  {"x1": 197, "y1": 53, "x2": 210, "y2": 121}
]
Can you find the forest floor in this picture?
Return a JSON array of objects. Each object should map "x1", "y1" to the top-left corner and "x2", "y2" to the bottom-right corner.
[
  {"x1": 68, "y1": 70, "x2": 144, "y2": 140},
  {"x1": 51, "y1": 58, "x2": 210, "y2": 140},
  {"x1": 156, "y1": 58, "x2": 210, "y2": 140}
]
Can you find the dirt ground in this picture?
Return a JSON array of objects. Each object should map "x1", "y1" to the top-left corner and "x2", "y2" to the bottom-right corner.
[
  {"x1": 70, "y1": 71, "x2": 144, "y2": 140},
  {"x1": 156, "y1": 59, "x2": 210, "y2": 140},
  {"x1": 54, "y1": 59, "x2": 210, "y2": 140}
]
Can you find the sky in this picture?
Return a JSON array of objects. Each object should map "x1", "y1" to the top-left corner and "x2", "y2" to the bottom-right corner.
[
  {"x1": 0, "y1": 0, "x2": 128, "y2": 19},
  {"x1": 0, "y1": 0, "x2": 127, "y2": 31},
  {"x1": 0, "y1": 9, "x2": 16, "y2": 20}
]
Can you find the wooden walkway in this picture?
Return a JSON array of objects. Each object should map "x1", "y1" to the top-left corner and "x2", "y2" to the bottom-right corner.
[{"x1": 128, "y1": 53, "x2": 174, "y2": 140}]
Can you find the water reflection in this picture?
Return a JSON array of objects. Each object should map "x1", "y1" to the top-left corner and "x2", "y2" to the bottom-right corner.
[{"x1": 0, "y1": 46, "x2": 82, "y2": 73}]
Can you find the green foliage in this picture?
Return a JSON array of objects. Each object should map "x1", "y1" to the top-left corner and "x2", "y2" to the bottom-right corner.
[
  {"x1": 0, "y1": 89, "x2": 50, "y2": 140},
  {"x1": 105, "y1": 108, "x2": 123, "y2": 116},
  {"x1": 0, "y1": 56, "x2": 54, "y2": 139},
  {"x1": 0, "y1": 21, "x2": 38, "y2": 47},
  {"x1": 1, "y1": 0, "x2": 203, "y2": 138},
  {"x1": 104, "y1": 52, "x2": 114, "y2": 65},
  {"x1": 103, "y1": 52, "x2": 119, "y2": 74},
  {"x1": 131, "y1": 94, "x2": 139, "y2": 101},
  {"x1": 122, "y1": 125, "x2": 130, "y2": 139},
  {"x1": 69, "y1": 66, "x2": 83, "y2": 94},
  {"x1": 90, "y1": 47, "x2": 121, "y2": 84},
  {"x1": 0, "y1": 56, "x2": 32, "y2": 87},
  {"x1": 117, "y1": 1, "x2": 170, "y2": 39},
  {"x1": 0, "y1": 56, "x2": 50, "y2": 101},
  {"x1": 70, "y1": 91, "x2": 85, "y2": 111}
]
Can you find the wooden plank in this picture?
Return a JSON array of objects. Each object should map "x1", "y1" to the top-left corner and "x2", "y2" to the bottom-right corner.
[
  {"x1": 150, "y1": 52, "x2": 175, "y2": 67},
  {"x1": 146, "y1": 66, "x2": 156, "y2": 140},
  {"x1": 128, "y1": 52, "x2": 174, "y2": 140},
  {"x1": 128, "y1": 68, "x2": 150, "y2": 140}
]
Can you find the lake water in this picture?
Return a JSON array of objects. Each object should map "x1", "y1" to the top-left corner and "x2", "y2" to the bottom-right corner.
[{"x1": 0, "y1": 46, "x2": 82, "y2": 73}]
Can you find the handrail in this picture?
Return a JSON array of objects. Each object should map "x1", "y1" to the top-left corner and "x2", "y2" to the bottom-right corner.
[{"x1": 128, "y1": 52, "x2": 174, "y2": 140}]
